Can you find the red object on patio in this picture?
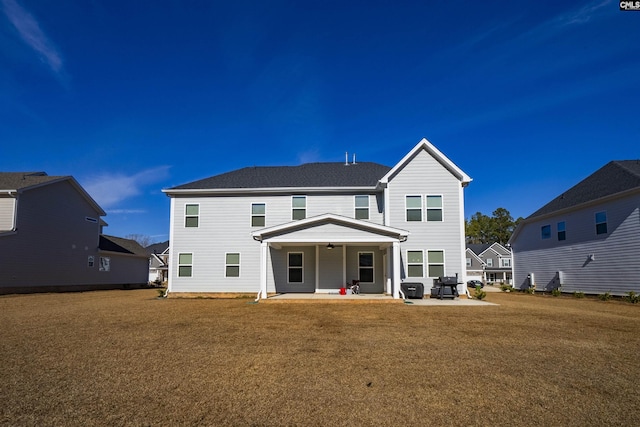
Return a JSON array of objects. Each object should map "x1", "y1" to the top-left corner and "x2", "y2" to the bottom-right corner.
[{"x1": 339, "y1": 287, "x2": 346, "y2": 295}]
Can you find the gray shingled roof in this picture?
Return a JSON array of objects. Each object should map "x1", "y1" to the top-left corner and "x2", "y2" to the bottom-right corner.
[
  {"x1": 528, "y1": 160, "x2": 640, "y2": 219},
  {"x1": 467, "y1": 244, "x2": 492, "y2": 255},
  {"x1": 0, "y1": 172, "x2": 65, "y2": 190},
  {"x1": 170, "y1": 162, "x2": 392, "y2": 190},
  {"x1": 99, "y1": 235, "x2": 148, "y2": 256}
]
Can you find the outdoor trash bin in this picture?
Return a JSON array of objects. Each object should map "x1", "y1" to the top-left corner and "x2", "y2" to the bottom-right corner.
[{"x1": 401, "y1": 282, "x2": 424, "y2": 299}]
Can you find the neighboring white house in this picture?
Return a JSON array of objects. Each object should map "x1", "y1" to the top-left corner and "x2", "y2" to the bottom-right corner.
[
  {"x1": 509, "y1": 160, "x2": 640, "y2": 295},
  {"x1": 163, "y1": 138, "x2": 472, "y2": 299},
  {"x1": 147, "y1": 241, "x2": 169, "y2": 284},
  {"x1": 0, "y1": 172, "x2": 149, "y2": 294},
  {"x1": 466, "y1": 243, "x2": 512, "y2": 284}
]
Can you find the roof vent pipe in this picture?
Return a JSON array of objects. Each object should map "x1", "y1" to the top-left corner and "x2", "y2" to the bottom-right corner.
[
  {"x1": 345, "y1": 152, "x2": 349, "y2": 166},
  {"x1": 353, "y1": 153, "x2": 356, "y2": 165}
]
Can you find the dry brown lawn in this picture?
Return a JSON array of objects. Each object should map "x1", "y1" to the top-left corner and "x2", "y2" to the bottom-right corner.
[{"x1": 1, "y1": 290, "x2": 639, "y2": 426}]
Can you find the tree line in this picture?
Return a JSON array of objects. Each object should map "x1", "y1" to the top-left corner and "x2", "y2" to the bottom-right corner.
[{"x1": 465, "y1": 208, "x2": 523, "y2": 245}]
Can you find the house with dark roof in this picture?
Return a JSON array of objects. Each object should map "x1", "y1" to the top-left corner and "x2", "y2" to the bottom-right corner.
[
  {"x1": 0, "y1": 172, "x2": 149, "y2": 294},
  {"x1": 146, "y1": 240, "x2": 170, "y2": 284},
  {"x1": 466, "y1": 243, "x2": 512, "y2": 284},
  {"x1": 509, "y1": 161, "x2": 640, "y2": 295},
  {"x1": 163, "y1": 138, "x2": 472, "y2": 299}
]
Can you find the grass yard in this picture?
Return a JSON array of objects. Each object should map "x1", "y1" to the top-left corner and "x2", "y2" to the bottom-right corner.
[{"x1": 1, "y1": 290, "x2": 639, "y2": 426}]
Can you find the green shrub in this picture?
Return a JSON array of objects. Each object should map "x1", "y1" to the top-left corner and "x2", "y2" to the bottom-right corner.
[
  {"x1": 598, "y1": 292, "x2": 611, "y2": 301},
  {"x1": 500, "y1": 284, "x2": 514, "y2": 292},
  {"x1": 157, "y1": 288, "x2": 167, "y2": 298},
  {"x1": 625, "y1": 291, "x2": 639, "y2": 304},
  {"x1": 524, "y1": 286, "x2": 535, "y2": 294},
  {"x1": 474, "y1": 285, "x2": 487, "y2": 300},
  {"x1": 573, "y1": 291, "x2": 585, "y2": 299},
  {"x1": 551, "y1": 288, "x2": 561, "y2": 297}
]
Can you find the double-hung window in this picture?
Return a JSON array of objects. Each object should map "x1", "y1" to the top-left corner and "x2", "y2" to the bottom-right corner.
[
  {"x1": 292, "y1": 196, "x2": 306, "y2": 220},
  {"x1": 288, "y1": 252, "x2": 303, "y2": 283},
  {"x1": 557, "y1": 221, "x2": 566, "y2": 241},
  {"x1": 595, "y1": 211, "x2": 607, "y2": 235},
  {"x1": 426, "y1": 195, "x2": 443, "y2": 221},
  {"x1": 251, "y1": 203, "x2": 265, "y2": 227},
  {"x1": 427, "y1": 250, "x2": 445, "y2": 278},
  {"x1": 358, "y1": 252, "x2": 374, "y2": 283},
  {"x1": 355, "y1": 195, "x2": 369, "y2": 220},
  {"x1": 500, "y1": 258, "x2": 512, "y2": 268},
  {"x1": 178, "y1": 253, "x2": 193, "y2": 277},
  {"x1": 406, "y1": 196, "x2": 422, "y2": 221},
  {"x1": 225, "y1": 253, "x2": 240, "y2": 277},
  {"x1": 185, "y1": 204, "x2": 199, "y2": 228},
  {"x1": 407, "y1": 250, "x2": 424, "y2": 277}
]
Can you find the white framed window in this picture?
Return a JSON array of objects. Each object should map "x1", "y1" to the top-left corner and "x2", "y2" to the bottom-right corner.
[
  {"x1": 427, "y1": 250, "x2": 445, "y2": 278},
  {"x1": 185, "y1": 204, "x2": 199, "y2": 228},
  {"x1": 225, "y1": 253, "x2": 240, "y2": 277},
  {"x1": 595, "y1": 211, "x2": 607, "y2": 235},
  {"x1": 251, "y1": 203, "x2": 265, "y2": 227},
  {"x1": 358, "y1": 252, "x2": 374, "y2": 283},
  {"x1": 288, "y1": 252, "x2": 303, "y2": 283},
  {"x1": 466, "y1": 257, "x2": 472, "y2": 267},
  {"x1": 426, "y1": 195, "x2": 443, "y2": 221},
  {"x1": 292, "y1": 196, "x2": 306, "y2": 220},
  {"x1": 99, "y1": 256, "x2": 110, "y2": 272},
  {"x1": 87, "y1": 256, "x2": 95, "y2": 268},
  {"x1": 500, "y1": 258, "x2": 512, "y2": 268},
  {"x1": 355, "y1": 195, "x2": 369, "y2": 220},
  {"x1": 406, "y1": 195, "x2": 422, "y2": 222},
  {"x1": 178, "y1": 253, "x2": 193, "y2": 277},
  {"x1": 407, "y1": 250, "x2": 424, "y2": 277},
  {"x1": 486, "y1": 258, "x2": 493, "y2": 267}
]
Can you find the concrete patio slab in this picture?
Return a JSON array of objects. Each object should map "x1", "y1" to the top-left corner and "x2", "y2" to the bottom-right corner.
[{"x1": 263, "y1": 293, "x2": 497, "y2": 306}]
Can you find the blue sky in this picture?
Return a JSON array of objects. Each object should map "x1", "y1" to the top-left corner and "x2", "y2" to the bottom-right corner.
[{"x1": 1, "y1": 0, "x2": 638, "y2": 243}]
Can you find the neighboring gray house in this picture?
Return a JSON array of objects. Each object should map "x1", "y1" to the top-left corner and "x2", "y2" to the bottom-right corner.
[
  {"x1": 163, "y1": 138, "x2": 472, "y2": 299},
  {"x1": 509, "y1": 161, "x2": 640, "y2": 295},
  {"x1": 466, "y1": 243, "x2": 512, "y2": 284},
  {"x1": 0, "y1": 172, "x2": 149, "y2": 294}
]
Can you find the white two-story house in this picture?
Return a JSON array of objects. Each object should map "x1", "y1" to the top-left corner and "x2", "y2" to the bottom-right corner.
[{"x1": 163, "y1": 138, "x2": 472, "y2": 299}]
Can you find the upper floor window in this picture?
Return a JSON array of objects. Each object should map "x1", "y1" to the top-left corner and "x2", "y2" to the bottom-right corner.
[
  {"x1": 406, "y1": 195, "x2": 422, "y2": 221},
  {"x1": 251, "y1": 203, "x2": 265, "y2": 227},
  {"x1": 185, "y1": 204, "x2": 199, "y2": 228},
  {"x1": 595, "y1": 211, "x2": 607, "y2": 235},
  {"x1": 486, "y1": 258, "x2": 493, "y2": 267},
  {"x1": 557, "y1": 221, "x2": 566, "y2": 241},
  {"x1": 355, "y1": 195, "x2": 369, "y2": 220},
  {"x1": 407, "y1": 250, "x2": 424, "y2": 277},
  {"x1": 427, "y1": 250, "x2": 445, "y2": 278},
  {"x1": 288, "y1": 252, "x2": 304, "y2": 283},
  {"x1": 500, "y1": 258, "x2": 512, "y2": 268},
  {"x1": 225, "y1": 253, "x2": 240, "y2": 277},
  {"x1": 292, "y1": 196, "x2": 306, "y2": 220},
  {"x1": 466, "y1": 257, "x2": 472, "y2": 267},
  {"x1": 358, "y1": 252, "x2": 374, "y2": 283},
  {"x1": 541, "y1": 224, "x2": 551, "y2": 239},
  {"x1": 426, "y1": 195, "x2": 443, "y2": 221},
  {"x1": 178, "y1": 253, "x2": 193, "y2": 277}
]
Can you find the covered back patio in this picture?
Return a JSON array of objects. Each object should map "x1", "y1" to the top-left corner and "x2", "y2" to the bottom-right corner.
[{"x1": 252, "y1": 214, "x2": 409, "y2": 299}]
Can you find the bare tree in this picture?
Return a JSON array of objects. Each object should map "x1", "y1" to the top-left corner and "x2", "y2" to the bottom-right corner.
[{"x1": 125, "y1": 234, "x2": 154, "y2": 248}]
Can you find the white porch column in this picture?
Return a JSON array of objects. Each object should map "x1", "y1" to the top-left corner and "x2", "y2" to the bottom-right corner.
[
  {"x1": 392, "y1": 241, "x2": 401, "y2": 299},
  {"x1": 260, "y1": 242, "x2": 268, "y2": 298}
]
